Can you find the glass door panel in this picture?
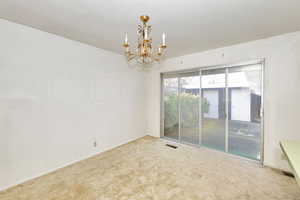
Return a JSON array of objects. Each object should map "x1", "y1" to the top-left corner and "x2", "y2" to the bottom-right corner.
[
  {"x1": 201, "y1": 69, "x2": 226, "y2": 151},
  {"x1": 179, "y1": 73, "x2": 200, "y2": 144},
  {"x1": 228, "y1": 64, "x2": 262, "y2": 160},
  {"x1": 163, "y1": 76, "x2": 179, "y2": 140},
  {"x1": 161, "y1": 62, "x2": 263, "y2": 162}
]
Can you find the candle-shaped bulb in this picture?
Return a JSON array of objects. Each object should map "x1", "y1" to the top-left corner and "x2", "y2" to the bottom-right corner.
[
  {"x1": 158, "y1": 47, "x2": 162, "y2": 55},
  {"x1": 124, "y1": 32, "x2": 128, "y2": 45},
  {"x1": 162, "y1": 33, "x2": 166, "y2": 47},
  {"x1": 144, "y1": 27, "x2": 149, "y2": 41}
]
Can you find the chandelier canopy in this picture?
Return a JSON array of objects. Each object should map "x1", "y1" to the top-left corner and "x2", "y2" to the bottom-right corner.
[{"x1": 123, "y1": 15, "x2": 167, "y2": 68}]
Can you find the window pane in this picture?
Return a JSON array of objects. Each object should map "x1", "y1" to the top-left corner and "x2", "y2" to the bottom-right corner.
[
  {"x1": 163, "y1": 78, "x2": 179, "y2": 140},
  {"x1": 180, "y1": 74, "x2": 200, "y2": 144},
  {"x1": 201, "y1": 68, "x2": 226, "y2": 151},
  {"x1": 228, "y1": 64, "x2": 262, "y2": 160}
]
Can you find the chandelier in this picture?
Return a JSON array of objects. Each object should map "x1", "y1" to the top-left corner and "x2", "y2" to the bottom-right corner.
[{"x1": 122, "y1": 15, "x2": 167, "y2": 68}]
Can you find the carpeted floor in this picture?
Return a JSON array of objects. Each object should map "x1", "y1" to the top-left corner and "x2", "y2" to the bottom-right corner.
[{"x1": 0, "y1": 136, "x2": 299, "y2": 200}]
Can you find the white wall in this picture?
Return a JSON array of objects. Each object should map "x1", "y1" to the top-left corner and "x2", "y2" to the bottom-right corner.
[
  {"x1": 146, "y1": 31, "x2": 300, "y2": 171},
  {"x1": 0, "y1": 19, "x2": 147, "y2": 190}
]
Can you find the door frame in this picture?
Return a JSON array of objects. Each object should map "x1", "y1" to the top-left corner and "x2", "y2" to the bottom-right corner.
[{"x1": 160, "y1": 59, "x2": 265, "y2": 165}]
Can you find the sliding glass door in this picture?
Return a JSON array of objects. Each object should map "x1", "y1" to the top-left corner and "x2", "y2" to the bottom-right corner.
[
  {"x1": 179, "y1": 73, "x2": 200, "y2": 144},
  {"x1": 162, "y1": 75, "x2": 179, "y2": 140},
  {"x1": 201, "y1": 69, "x2": 226, "y2": 151},
  {"x1": 162, "y1": 73, "x2": 200, "y2": 144},
  {"x1": 162, "y1": 62, "x2": 263, "y2": 162},
  {"x1": 228, "y1": 65, "x2": 262, "y2": 160}
]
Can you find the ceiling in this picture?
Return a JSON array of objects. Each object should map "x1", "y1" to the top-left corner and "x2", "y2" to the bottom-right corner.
[{"x1": 1, "y1": 0, "x2": 300, "y2": 58}]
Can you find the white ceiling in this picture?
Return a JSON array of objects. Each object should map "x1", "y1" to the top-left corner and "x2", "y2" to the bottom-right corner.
[{"x1": 1, "y1": 0, "x2": 300, "y2": 58}]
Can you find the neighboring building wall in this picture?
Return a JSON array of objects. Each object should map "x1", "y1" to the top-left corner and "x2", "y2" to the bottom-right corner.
[
  {"x1": 231, "y1": 88, "x2": 251, "y2": 121},
  {"x1": 203, "y1": 90, "x2": 219, "y2": 119}
]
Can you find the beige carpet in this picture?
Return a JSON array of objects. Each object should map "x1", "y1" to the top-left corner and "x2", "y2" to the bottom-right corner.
[{"x1": 0, "y1": 136, "x2": 299, "y2": 200}]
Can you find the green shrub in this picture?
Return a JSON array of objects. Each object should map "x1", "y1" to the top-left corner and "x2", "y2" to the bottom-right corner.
[{"x1": 164, "y1": 93, "x2": 209, "y2": 129}]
